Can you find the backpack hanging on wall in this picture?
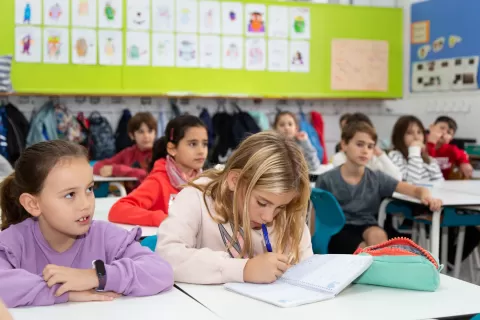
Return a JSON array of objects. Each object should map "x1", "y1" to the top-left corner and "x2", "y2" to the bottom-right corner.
[
  {"x1": 231, "y1": 103, "x2": 261, "y2": 147},
  {"x1": 115, "y1": 109, "x2": 133, "y2": 152},
  {"x1": 299, "y1": 111, "x2": 324, "y2": 163},
  {"x1": 26, "y1": 101, "x2": 58, "y2": 146},
  {"x1": 210, "y1": 105, "x2": 235, "y2": 164},
  {"x1": 55, "y1": 104, "x2": 84, "y2": 143},
  {"x1": 88, "y1": 111, "x2": 116, "y2": 160},
  {"x1": 4, "y1": 103, "x2": 29, "y2": 165}
]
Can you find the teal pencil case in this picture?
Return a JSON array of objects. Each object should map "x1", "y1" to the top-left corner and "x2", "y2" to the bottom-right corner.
[{"x1": 353, "y1": 237, "x2": 443, "y2": 292}]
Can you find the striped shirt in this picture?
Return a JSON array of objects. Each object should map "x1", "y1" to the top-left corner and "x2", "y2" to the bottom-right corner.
[
  {"x1": 388, "y1": 147, "x2": 444, "y2": 183},
  {"x1": 0, "y1": 55, "x2": 12, "y2": 92}
]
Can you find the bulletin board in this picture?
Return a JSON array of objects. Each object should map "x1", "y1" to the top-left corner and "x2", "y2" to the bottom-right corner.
[
  {"x1": 410, "y1": 0, "x2": 480, "y2": 93},
  {"x1": 0, "y1": 0, "x2": 403, "y2": 98}
]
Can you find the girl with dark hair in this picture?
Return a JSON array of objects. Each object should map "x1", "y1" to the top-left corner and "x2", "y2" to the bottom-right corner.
[{"x1": 109, "y1": 115, "x2": 208, "y2": 227}]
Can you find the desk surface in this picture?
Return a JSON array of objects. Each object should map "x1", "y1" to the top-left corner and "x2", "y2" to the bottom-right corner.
[
  {"x1": 176, "y1": 275, "x2": 480, "y2": 320},
  {"x1": 393, "y1": 187, "x2": 480, "y2": 206},
  {"x1": 10, "y1": 288, "x2": 217, "y2": 320},
  {"x1": 94, "y1": 197, "x2": 158, "y2": 237},
  {"x1": 93, "y1": 175, "x2": 138, "y2": 182}
]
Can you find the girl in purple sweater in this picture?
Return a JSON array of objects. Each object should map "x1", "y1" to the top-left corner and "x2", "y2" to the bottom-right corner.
[{"x1": 0, "y1": 140, "x2": 174, "y2": 308}]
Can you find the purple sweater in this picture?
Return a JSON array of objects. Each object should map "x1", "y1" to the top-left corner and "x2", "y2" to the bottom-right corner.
[{"x1": 0, "y1": 219, "x2": 173, "y2": 308}]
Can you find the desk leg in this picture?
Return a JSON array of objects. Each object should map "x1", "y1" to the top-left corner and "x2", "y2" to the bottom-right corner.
[
  {"x1": 453, "y1": 226, "x2": 466, "y2": 278},
  {"x1": 441, "y1": 227, "x2": 448, "y2": 274},
  {"x1": 431, "y1": 210, "x2": 441, "y2": 264},
  {"x1": 377, "y1": 199, "x2": 392, "y2": 228},
  {"x1": 110, "y1": 182, "x2": 127, "y2": 197}
]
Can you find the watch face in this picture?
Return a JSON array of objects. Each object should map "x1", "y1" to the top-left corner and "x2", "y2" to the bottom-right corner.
[{"x1": 93, "y1": 260, "x2": 106, "y2": 276}]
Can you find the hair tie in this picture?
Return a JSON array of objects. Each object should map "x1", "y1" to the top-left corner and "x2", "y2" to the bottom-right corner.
[{"x1": 170, "y1": 128, "x2": 174, "y2": 141}]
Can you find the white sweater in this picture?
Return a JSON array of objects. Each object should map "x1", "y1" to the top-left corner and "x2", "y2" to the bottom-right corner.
[
  {"x1": 388, "y1": 147, "x2": 444, "y2": 183},
  {"x1": 155, "y1": 178, "x2": 313, "y2": 284},
  {"x1": 331, "y1": 151, "x2": 402, "y2": 181}
]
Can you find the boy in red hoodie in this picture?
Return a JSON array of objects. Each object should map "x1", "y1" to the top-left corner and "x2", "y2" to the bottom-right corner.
[
  {"x1": 93, "y1": 112, "x2": 157, "y2": 182},
  {"x1": 427, "y1": 116, "x2": 473, "y2": 179}
]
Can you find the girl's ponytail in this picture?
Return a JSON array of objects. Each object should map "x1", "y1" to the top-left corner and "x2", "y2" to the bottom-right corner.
[
  {"x1": 0, "y1": 173, "x2": 29, "y2": 231},
  {"x1": 149, "y1": 137, "x2": 168, "y2": 172}
]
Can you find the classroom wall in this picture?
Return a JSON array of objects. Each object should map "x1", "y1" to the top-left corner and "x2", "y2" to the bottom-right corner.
[{"x1": 381, "y1": 0, "x2": 480, "y2": 145}]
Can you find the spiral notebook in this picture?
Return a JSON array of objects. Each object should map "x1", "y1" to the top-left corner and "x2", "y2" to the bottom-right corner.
[{"x1": 224, "y1": 254, "x2": 373, "y2": 308}]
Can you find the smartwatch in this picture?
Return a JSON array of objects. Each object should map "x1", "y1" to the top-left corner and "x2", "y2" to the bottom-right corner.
[{"x1": 92, "y1": 260, "x2": 107, "y2": 292}]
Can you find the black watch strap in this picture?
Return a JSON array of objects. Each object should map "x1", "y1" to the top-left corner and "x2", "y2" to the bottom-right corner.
[{"x1": 92, "y1": 260, "x2": 107, "y2": 292}]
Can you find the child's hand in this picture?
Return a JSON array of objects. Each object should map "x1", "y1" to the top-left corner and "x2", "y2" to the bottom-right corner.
[
  {"x1": 410, "y1": 140, "x2": 425, "y2": 149},
  {"x1": 68, "y1": 290, "x2": 121, "y2": 302},
  {"x1": 374, "y1": 146, "x2": 384, "y2": 156},
  {"x1": 427, "y1": 125, "x2": 443, "y2": 144},
  {"x1": 243, "y1": 253, "x2": 290, "y2": 284},
  {"x1": 295, "y1": 132, "x2": 308, "y2": 141},
  {"x1": 43, "y1": 265, "x2": 99, "y2": 296},
  {"x1": 99, "y1": 165, "x2": 113, "y2": 177},
  {"x1": 460, "y1": 163, "x2": 473, "y2": 178},
  {"x1": 420, "y1": 194, "x2": 443, "y2": 212}
]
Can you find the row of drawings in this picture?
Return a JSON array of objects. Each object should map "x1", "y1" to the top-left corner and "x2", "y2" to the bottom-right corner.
[
  {"x1": 15, "y1": 27, "x2": 310, "y2": 72},
  {"x1": 15, "y1": 0, "x2": 310, "y2": 39}
]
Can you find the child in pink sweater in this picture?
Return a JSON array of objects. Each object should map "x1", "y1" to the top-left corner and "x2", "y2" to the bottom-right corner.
[{"x1": 156, "y1": 131, "x2": 313, "y2": 284}]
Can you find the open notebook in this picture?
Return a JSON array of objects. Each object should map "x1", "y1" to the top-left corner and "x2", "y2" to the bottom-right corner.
[{"x1": 224, "y1": 254, "x2": 373, "y2": 308}]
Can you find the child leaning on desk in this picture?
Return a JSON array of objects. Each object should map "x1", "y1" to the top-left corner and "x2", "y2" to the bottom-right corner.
[
  {"x1": 156, "y1": 131, "x2": 313, "y2": 285},
  {"x1": 0, "y1": 140, "x2": 174, "y2": 308},
  {"x1": 316, "y1": 121, "x2": 443, "y2": 254}
]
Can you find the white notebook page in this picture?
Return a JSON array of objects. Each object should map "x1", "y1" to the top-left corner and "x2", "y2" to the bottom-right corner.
[
  {"x1": 281, "y1": 254, "x2": 373, "y2": 294},
  {"x1": 224, "y1": 282, "x2": 334, "y2": 308}
]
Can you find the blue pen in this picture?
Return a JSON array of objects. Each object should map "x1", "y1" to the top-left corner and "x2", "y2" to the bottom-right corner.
[{"x1": 261, "y1": 224, "x2": 273, "y2": 253}]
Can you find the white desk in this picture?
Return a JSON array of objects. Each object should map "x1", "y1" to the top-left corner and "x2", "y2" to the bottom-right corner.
[
  {"x1": 94, "y1": 197, "x2": 158, "y2": 237},
  {"x1": 176, "y1": 275, "x2": 480, "y2": 320},
  {"x1": 10, "y1": 287, "x2": 218, "y2": 320},
  {"x1": 94, "y1": 175, "x2": 138, "y2": 197}
]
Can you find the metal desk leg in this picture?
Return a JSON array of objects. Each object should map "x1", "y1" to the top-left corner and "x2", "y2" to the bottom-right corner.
[
  {"x1": 441, "y1": 227, "x2": 449, "y2": 274},
  {"x1": 431, "y1": 210, "x2": 442, "y2": 265},
  {"x1": 453, "y1": 226, "x2": 466, "y2": 278},
  {"x1": 110, "y1": 182, "x2": 127, "y2": 197}
]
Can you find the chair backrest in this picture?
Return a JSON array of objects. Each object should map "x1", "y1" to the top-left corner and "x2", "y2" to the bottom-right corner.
[
  {"x1": 310, "y1": 188, "x2": 345, "y2": 254},
  {"x1": 140, "y1": 235, "x2": 157, "y2": 252}
]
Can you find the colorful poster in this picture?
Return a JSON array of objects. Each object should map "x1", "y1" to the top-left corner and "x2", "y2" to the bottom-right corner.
[
  {"x1": 176, "y1": 34, "x2": 198, "y2": 67},
  {"x1": 126, "y1": 31, "x2": 150, "y2": 66},
  {"x1": 245, "y1": 38, "x2": 266, "y2": 70},
  {"x1": 199, "y1": 35, "x2": 220, "y2": 68},
  {"x1": 199, "y1": 1, "x2": 220, "y2": 34},
  {"x1": 43, "y1": 0, "x2": 69, "y2": 27},
  {"x1": 71, "y1": 28, "x2": 97, "y2": 64},
  {"x1": 43, "y1": 28, "x2": 69, "y2": 64},
  {"x1": 127, "y1": 0, "x2": 150, "y2": 30},
  {"x1": 152, "y1": 33, "x2": 175, "y2": 66},
  {"x1": 221, "y1": 2, "x2": 242, "y2": 35},
  {"x1": 98, "y1": 0, "x2": 123, "y2": 29},
  {"x1": 222, "y1": 36, "x2": 243, "y2": 69},
  {"x1": 176, "y1": 0, "x2": 198, "y2": 33},
  {"x1": 268, "y1": 39, "x2": 288, "y2": 72},
  {"x1": 331, "y1": 39, "x2": 388, "y2": 91},
  {"x1": 98, "y1": 29, "x2": 123, "y2": 65},
  {"x1": 15, "y1": 26, "x2": 42, "y2": 63},
  {"x1": 290, "y1": 7, "x2": 310, "y2": 40},
  {"x1": 268, "y1": 6, "x2": 288, "y2": 39},
  {"x1": 245, "y1": 4, "x2": 266, "y2": 36},
  {"x1": 152, "y1": 0, "x2": 175, "y2": 32},
  {"x1": 71, "y1": 0, "x2": 97, "y2": 27},
  {"x1": 15, "y1": 0, "x2": 42, "y2": 25}
]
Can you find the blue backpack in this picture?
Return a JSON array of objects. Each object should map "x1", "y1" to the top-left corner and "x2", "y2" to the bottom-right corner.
[{"x1": 299, "y1": 112, "x2": 324, "y2": 162}]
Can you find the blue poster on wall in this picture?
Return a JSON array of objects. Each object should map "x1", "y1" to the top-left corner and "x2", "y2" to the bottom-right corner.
[{"x1": 410, "y1": 0, "x2": 480, "y2": 93}]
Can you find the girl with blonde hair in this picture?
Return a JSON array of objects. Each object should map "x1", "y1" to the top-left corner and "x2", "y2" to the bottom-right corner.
[{"x1": 156, "y1": 131, "x2": 313, "y2": 284}]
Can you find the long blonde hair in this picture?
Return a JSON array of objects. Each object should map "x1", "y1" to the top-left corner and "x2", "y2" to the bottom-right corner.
[{"x1": 189, "y1": 131, "x2": 310, "y2": 263}]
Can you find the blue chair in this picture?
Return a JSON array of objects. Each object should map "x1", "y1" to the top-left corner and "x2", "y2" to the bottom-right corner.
[
  {"x1": 140, "y1": 235, "x2": 158, "y2": 252},
  {"x1": 310, "y1": 188, "x2": 345, "y2": 254}
]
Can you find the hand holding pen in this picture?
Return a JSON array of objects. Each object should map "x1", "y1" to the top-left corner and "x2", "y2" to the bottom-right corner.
[{"x1": 242, "y1": 224, "x2": 293, "y2": 284}]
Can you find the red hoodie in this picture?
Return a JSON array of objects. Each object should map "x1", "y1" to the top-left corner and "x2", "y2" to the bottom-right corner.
[
  {"x1": 108, "y1": 158, "x2": 179, "y2": 226},
  {"x1": 426, "y1": 142, "x2": 470, "y2": 179},
  {"x1": 93, "y1": 145, "x2": 151, "y2": 181}
]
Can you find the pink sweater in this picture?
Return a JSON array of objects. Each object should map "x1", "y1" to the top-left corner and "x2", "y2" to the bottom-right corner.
[{"x1": 156, "y1": 178, "x2": 313, "y2": 284}]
